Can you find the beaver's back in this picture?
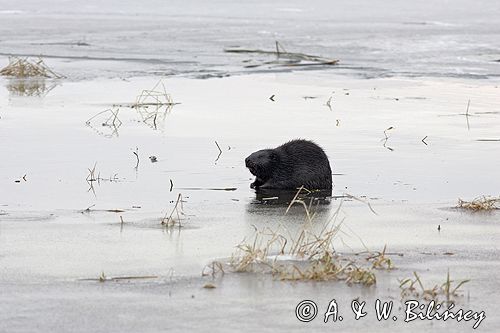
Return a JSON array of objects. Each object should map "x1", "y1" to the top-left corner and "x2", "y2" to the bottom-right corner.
[{"x1": 272, "y1": 139, "x2": 332, "y2": 190}]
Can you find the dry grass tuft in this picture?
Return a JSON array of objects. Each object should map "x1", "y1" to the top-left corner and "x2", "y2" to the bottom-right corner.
[
  {"x1": 457, "y1": 196, "x2": 500, "y2": 211},
  {"x1": 274, "y1": 252, "x2": 376, "y2": 285},
  {"x1": 161, "y1": 193, "x2": 185, "y2": 228},
  {"x1": 125, "y1": 81, "x2": 180, "y2": 131},
  {"x1": 366, "y1": 245, "x2": 394, "y2": 270},
  {"x1": 229, "y1": 225, "x2": 286, "y2": 273},
  {"x1": 0, "y1": 56, "x2": 63, "y2": 78},
  {"x1": 399, "y1": 271, "x2": 470, "y2": 304},
  {"x1": 132, "y1": 81, "x2": 177, "y2": 108},
  {"x1": 226, "y1": 187, "x2": 377, "y2": 286}
]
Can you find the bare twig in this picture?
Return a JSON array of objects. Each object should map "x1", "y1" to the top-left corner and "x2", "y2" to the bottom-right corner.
[
  {"x1": 214, "y1": 141, "x2": 222, "y2": 162},
  {"x1": 465, "y1": 99, "x2": 471, "y2": 130},
  {"x1": 325, "y1": 96, "x2": 332, "y2": 110},
  {"x1": 133, "y1": 148, "x2": 140, "y2": 169}
]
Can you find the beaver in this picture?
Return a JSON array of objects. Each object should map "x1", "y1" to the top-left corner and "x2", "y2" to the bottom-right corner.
[{"x1": 245, "y1": 139, "x2": 332, "y2": 190}]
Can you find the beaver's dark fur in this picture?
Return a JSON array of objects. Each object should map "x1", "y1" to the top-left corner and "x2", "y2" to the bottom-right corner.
[{"x1": 245, "y1": 139, "x2": 332, "y2": 190}]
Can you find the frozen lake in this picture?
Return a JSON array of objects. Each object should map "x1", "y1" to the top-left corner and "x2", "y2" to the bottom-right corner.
[
  {"x1": 0, "y1": 0, "x2": 499, "y2": 80},
  {"x1": 0, "y1": 1, "x2": 500, "y2": 332}
]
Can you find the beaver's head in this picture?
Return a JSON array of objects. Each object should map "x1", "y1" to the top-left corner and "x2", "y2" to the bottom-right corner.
[{"x1": 245, "y1": 149, "x2": 279, "y2": 183}]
